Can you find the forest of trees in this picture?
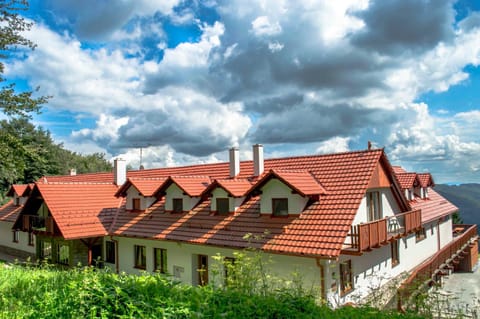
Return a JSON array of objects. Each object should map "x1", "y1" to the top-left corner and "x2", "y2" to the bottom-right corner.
[{"x1": 0, "y1": 1, "x2": 111, "y2": 203}]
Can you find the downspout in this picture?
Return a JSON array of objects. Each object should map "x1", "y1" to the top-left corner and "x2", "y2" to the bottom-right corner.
[
  {"x1": 316, "y1": 258, "x2": 326, "y2": 302},
  {"x1": 110, "y1": 236, "x2": 120, "y2": 274}
]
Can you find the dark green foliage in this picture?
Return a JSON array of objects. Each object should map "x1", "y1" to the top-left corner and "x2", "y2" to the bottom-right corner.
[
  {"x1": 0, "y1": 265, "x2": 425, "y2": 319},
  {"x1": 0, "y1": 118, "x2": 112, "y2": 204}
]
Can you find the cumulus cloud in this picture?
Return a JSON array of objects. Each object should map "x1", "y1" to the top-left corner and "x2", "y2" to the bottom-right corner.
[{"x1": 6, "y1": 0, "x2": 480, "y2": 182}]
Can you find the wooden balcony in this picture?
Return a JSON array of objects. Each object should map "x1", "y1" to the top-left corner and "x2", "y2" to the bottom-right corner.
[
  {"x1": 343, "y1": 209, "x2": 422, "y2": 254},
  {"x1": 397, "y1": 224, "x2": 479, "y2": 311},
  {"x1": 22, "y1": 215, "x2": 55, "y2": 234}
]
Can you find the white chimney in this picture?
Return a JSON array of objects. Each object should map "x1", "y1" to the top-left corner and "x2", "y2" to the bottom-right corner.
[
  {"x1": 229, "y1": 147, "x2": 240, "y2": 178},
  {"x1": 253, "y1": 144, "x2": 264, "y2": 176},
  {"x1": 69, "y1": 168, "x2": 77, "y2": 176},
  {"x1": 114, "y1": 158, "x2": 127, "y2": 185}
]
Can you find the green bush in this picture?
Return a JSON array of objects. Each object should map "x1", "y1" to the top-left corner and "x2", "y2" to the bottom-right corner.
[{"x1": 0, "y1": 262, "x2": 425, "y2": 319}]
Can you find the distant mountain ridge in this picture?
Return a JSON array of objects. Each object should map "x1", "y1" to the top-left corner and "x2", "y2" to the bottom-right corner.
[{"x1": 435, "y1": 183, "x2": 480, "y2": 229}]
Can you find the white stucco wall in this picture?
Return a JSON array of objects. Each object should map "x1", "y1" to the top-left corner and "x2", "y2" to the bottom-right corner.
[
  {"x1": 125, "y1": 187, "x2": 156, "y2": 210},
  {"x1": 259, "y1": 179, "x2": 308, "y2": 215},
  {"x1": 164, "y1": 184, "x2": 200, "y2": 211},
  {"x1": 105, "y1": 236, "x2": 321, "y2": 294},
  {"x1": 439, "y1": 215, "x2": 453, "y2": 249},
  {"x1": 0, "y1": 221, "x2": 35, "y2": 255},
  {"x1": 352, "y1": 188, "x2": 401, "y2": 225}
]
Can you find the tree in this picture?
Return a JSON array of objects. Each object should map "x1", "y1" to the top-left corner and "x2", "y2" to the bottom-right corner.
[{"x1": 0, "y1": 0, "x2": 48, "y2": 117}]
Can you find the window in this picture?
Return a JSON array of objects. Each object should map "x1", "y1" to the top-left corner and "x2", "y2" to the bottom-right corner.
[
  {"x1": 132, "y1": 198, "x2": 141, "y2": 210},
  {"x1": 340, "y1": 260, "x2": 353, "y2": 295},
  {"x1": 12, "y1": 230, "x2": 19, "y2": 243},
  {"x1": 14, "y1": 197, "x2": 20, "y2": 206},
  {"x1": 172, "y1": 198, "x2": 183, "y2": 213},
  {"x1": 272, "y1": 198, "x2": 288, "y2": 216},
  {"x1": 40, "y1": 240, "x2": 52, "y2": 260},
  {"x1": 134, "y1": 245, "x2": 146, "y2": 269},
  {"x1": 391, "y1": 240, "x2": 400, "y2": 267},
  {"x1": 57, "y1": 243, "x2": 69, "y2": 265},
  {"x1": 367, "y1": 191, "x2": 382, "y2": 222},
  {"x1": 224, "y1": 257, "x2": 236, "y2": 285},
  {"x1": 216, "y1": 198, "x2": 229, "y2": 215},
  {"x1": 28, "y1": 232, "x2": 34, "y2": 246},
  {"x1": 197, "y1": 254, "x2": 209, "y2": 286},
  {"x1": 415, "y1": 227, "x2": 426, "y2": 242},
  {"x1": 105, "y1": 241, "x2": 116, "y2": 263},
  {"x1": 154, "y1": 248, "x2": 167, "y2": 273}
]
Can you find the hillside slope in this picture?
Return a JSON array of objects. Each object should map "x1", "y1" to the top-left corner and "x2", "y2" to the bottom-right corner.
[{"x1": 435, "y1": 184, "x2": 480, "y2": 228}]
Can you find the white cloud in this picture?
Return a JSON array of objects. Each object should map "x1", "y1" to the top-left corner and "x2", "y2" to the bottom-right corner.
[
  {"x1": 316, "y1": 137, "x2": 351, "y2": 154},
  {"x1": 251, "y1": 16, "x2": 282, "y2": 37}
]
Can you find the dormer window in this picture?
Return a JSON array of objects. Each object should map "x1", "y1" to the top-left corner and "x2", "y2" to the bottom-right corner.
[
  {"x1": 14, "y1": 197, "x2": 20, "y2": 206},
  {"x1": 132, "y1": 198, "x2": 141, "y2": 211},
  {"x1": 272, "y1": 198, "x2": 288, "y2": 216},
  {"x1": 172, "y1": 198, "x2": 183, "y2": 213},
  {"x1": 216, "y1": 198, "x2": 229, "y2": 215}
]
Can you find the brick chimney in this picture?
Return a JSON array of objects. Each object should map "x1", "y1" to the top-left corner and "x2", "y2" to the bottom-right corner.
[
  {"x1": 253, "y1": 144, "x2": 264, "y2": 176},
  {"x1": 229, "y1": 147, "x2": 240, "y2": 178},
  {"x1": 114, "y1": 158, "x2": 127, "y2": 185}
]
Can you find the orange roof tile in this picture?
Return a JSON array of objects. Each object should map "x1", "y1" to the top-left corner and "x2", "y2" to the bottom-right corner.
[
  {"x1": 0, "y1": 200, "x2": 22, "y2": 223},
  {"x1": 32, "y1": 183, "x2": 123, "y2": 239},
  {"x1": 110, "y1": 149, "x2": 388, "y2": 258},
  {"x1": 417, "y1": 173, "x2": 434, "y2": 187},
  {"x1": 6, "y1": 184, "x2": 32, "y2": 197},
  {"x1": 392, "y1": 166, "x2": 407, "y2": 174},
  {"x1": 154, "y1": 176, "x2": 211, "y2": 197},
  {"x1": 202, "y1": 178, "x2": 254, "y2": 197},
  {"x1": 410, "y1": 189, "x2": 457, "y2": 223},
  {"x1": 395, "y1": 173, "x2": 418, "y2": 189},
  {"x1": 115, "y1": 178, "x2": 166, "y2": 197}
]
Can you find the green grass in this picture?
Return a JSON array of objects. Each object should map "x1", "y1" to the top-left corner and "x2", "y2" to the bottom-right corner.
[{"x1": 0, "y1": 263, "x2": 426, "y2": 319}]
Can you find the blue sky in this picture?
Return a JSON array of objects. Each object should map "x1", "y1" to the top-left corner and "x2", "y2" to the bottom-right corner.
[{"x1": 5, "y1": 0, "x2": 480, "y2": 183}]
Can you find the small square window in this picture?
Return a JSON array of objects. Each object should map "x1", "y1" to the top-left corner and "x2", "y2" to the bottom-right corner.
[
  {"x1": 172, "y1": 198, "x2": 183, "y2": 213},
  {"x1": 216, "y1": 198, "x2": 229, "y2": 215},
  {"x1": 415, "y1": 227, "x2": 426, "y2": 242},
  {"x1": 272, "y1": 198, "x2": 288, "y2": 216},
  {"x1": 132, "y1": 198, "x2": 141, "y2": 210}
]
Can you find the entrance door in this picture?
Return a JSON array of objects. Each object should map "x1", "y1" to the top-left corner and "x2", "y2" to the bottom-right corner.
[
  {"x1": 92, "y1": 244, "x2": 102, "y2": 268},
  {"x1": 197, "y1": 255, "x2": 208, "y2": 286}
]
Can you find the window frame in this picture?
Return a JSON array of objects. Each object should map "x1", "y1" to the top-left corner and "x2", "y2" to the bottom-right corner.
[
  {"x1": 339, "y1": 260, "x2": 354, "y2": 296},
  {"x1": 28, "y1": 231, "x2": 34, "y2": 246},
  {"x1": 367, "y1": 191, "x2": 382, "y2": 222},
  {"x1": 154, "y1": 248, "x2": 167, "y2": 274},
  {"x1": 272, "y1": 198, "x2": 289, "y2": 217},
  {"x1": 57, "y1": 243, "x2": 70, "y2": 266},
  {"x1": 391, "y1": 240, "x2": 400, "y2": 267},
  {"x1": 134, "y1": 245, "x2": 146, "y2": 270},
  {"x1": 415, "y1": 227, "x2": 426, "y2": 242},
  {"x1": 132, "y1": 198, "x2": 141, "y2": 211},
  {"x1": 105, "y1": 241, "x2": 116, "y2": 264},
  {"x1": 172, "y1": 198, "x2": 183, "y2": 213},
  {"x1": 216, "y1": 198, "x2": 230, "y2": 215},
  {"x1": 12, "y1": 230, "x2": 19, "y2": 243}
]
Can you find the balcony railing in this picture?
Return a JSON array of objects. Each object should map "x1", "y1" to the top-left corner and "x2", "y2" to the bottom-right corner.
[
  {"x1": 22, "y1": 215, "x2": 54, "y2": 234},
  {"x1": 344, "y1": 210, "x2": 422, "y2": 253},
  {"x1": 397, "y1": 224, "x2": 479, "y2": 311}
]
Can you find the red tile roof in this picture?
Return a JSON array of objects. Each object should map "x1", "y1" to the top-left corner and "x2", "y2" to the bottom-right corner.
[
  {"x1": 392, "y1": 166, "x2": 407, "y2": 174},
  {"x1": 410, "y1": 189, "x2": 457, "y2": 223},
  {"x1": 155, "y1": 176, "x2": 211, "y2": 197},
  {"x1": 202, "y1": 178, "x2": 254, "y2": 197},
  {"x1": 417, "y1": 173, "x2": 434, "y2": 187},
  {"x1": 247, "y1": 169, "x2": 327, "y2": 197},
  {"x1": 115, "y1": 178, "x2": 166, "y2": 197},
  {"x1": 395, "y1": 173, "x2": 418, "y2": 189},
  {"x1": 0, "y1": 200, "x2": 22, "y2": 223},
  {"x1": 110, "y1": 149, "x2": 389, "y2": 258},
  {"x1": 34, "y1": 183, "x2": 123, "y2": 240},
  {"x1": 6, "y1": 184, "x2": 32, "y2": 197}
]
